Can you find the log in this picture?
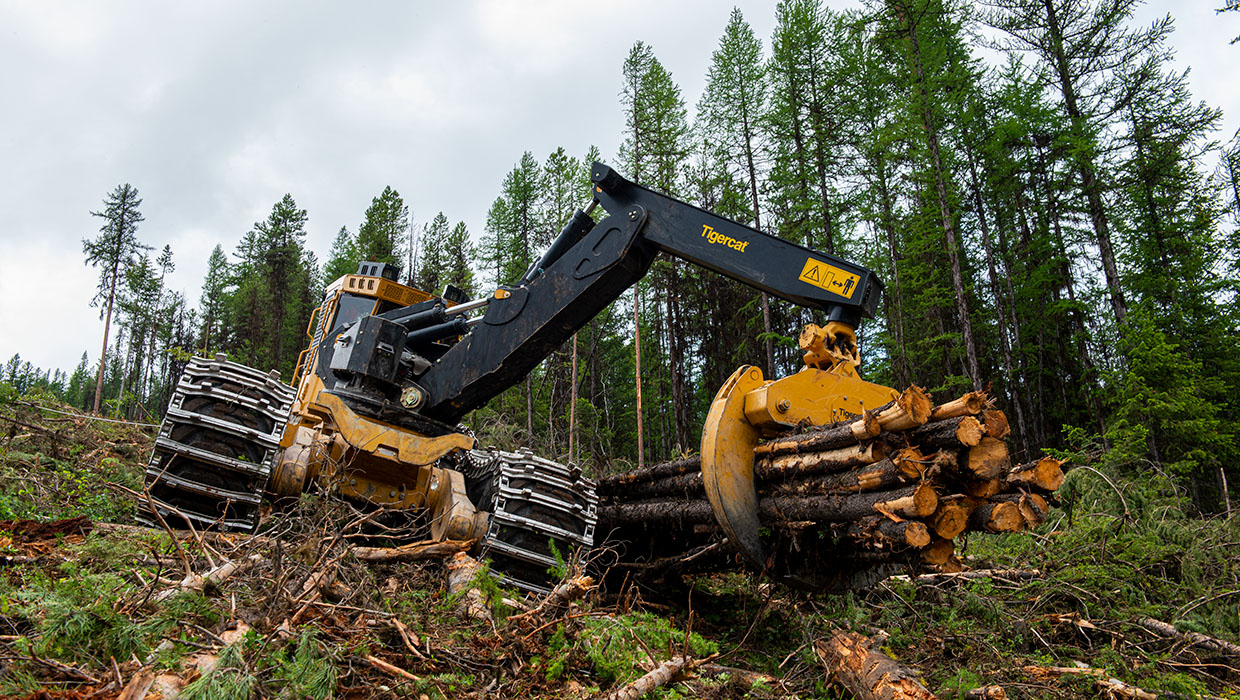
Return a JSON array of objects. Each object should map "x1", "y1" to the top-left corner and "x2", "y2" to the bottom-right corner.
[
  {"x1": 597, "y1": 499, "x2": 716, "y2": 528},
  {"x1": 621, "y1": 471, "x2": 705, "y2": 500},
  {"x1": 848, "y1": 516, "x2": 931, "y2": 548},
  {"x1": 969, "y1": 502, "x2": 1023, "y2": 533},
  {"x1": 768, "y1": 458, "x2": 907, "y2": 496},
  {"x1": 990, "y1": 493, "x2": 1050, "y2": 528},
  {"x1": 1005, "y1": 457, "x2": 1065, "y2": 492},
  {"x1": 965, "y1": 686, "x2": 1006, "y2": 700},
  {"x1": 1137, "y1": 617, "x2": 1240, "y2": 658},
  {"x1": 892, "y1": 447, "x2": 928, "y2": 479},
  {"x1": 815, "y1": 630, "x2": 938, "y2": 700},
  {"x1": 761, "y1": 484, "x2": 938, "y2": 523},
  {"x1": 964, "y1": 479, "x2": 1002, "y2": 499},
  {"x1": 875, "y1": 386, "x2": 933, "y2": 432},
  {"x1": 940, "y1": 557, "x2": 964, "y2": 574},
  {"x1": 597, "y1": 456, "x2": 701, "y2": 493},
  {"x1": 906, "y1": 416, "x2": 984, "y2": 448},
  {"x1": 959, "y1": 438, "x2": 1010, "y2": 480},
  {"x1": 756, "y1": 442, "x2": 886, "y2": 480},
  {"x1": 755, "y1": 412, "x2": 881, "y2": 456},
  {"x1": 446, "y1": 552, "x2": 493, "y2": 623},
  {"x1": 929, "y1": 391, "x2": 987, "y2": 422},
  {"x1": 921, "y1": 539, "x2": 954, "y2": 566},
  {"x1": 980, "y1": 410, "x2": 1010, "y2": 439},
  {"x1": 351, "y1": 539, "x2": 473, "y2": 562},
  {"x1": 929, "y1": 495, "x2": 975, "y2": 540}
]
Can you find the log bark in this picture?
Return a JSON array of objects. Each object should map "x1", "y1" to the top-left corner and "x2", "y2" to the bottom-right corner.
[
  {"x1": 815, "y1": 630, "x2": 938, "y2": 700},
  {"x1": 755, "y1": 413, "x2": 881, "y2": 456},
  {"x1": 622, "y1": 472, "x2": 705, "y2": 500},
  {"x1": 969, "y1": 502, "x2": 1023, "y2": 533},
  {"x1": 875, "y1": 386, "x2": 933, "y2": 432},
  {"x1": 848, "y1": 516, "x2": 931, "y2": 548},
  {"x1": 981, "y1": 410, "x2": 1010, "y2": 439},
  {"x1": 757, "y1": 442, "x2": 885, "y2": 480},
  {"x1": 598, "y1": 499, "x2": 716, "y2": 528},
  {"x1": 351, "y1": 539, "x2": 473, "y2": 563},
  {"x1": 1006, "y1": 457, "x2": 1065, "y2": 492},
  {"x1": 769, "y1": 458, "x2": 908, "y2": 497},
  {"x1": 929, "y1": 391, "x2": 987, "y2": 422},
  {"x1": 597, "y1": 457, "x2": 701, "y2": 493},
  {"x1": 930, "y1": 495, "x2": 975, "y2": 540},
  {"x1": 762, "y1": 484, "x2": 937, "y2": 523},
  {"x1": 906, "y1": 416, "x2": 984, "y2": 448},
  {"x1": 965, "y1": 686, "x2": 1006, "y2": 700}
]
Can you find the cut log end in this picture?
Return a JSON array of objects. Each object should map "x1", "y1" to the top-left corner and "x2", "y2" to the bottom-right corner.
[
  {"x1": 878, "y1": 386, "x2": 934, "y2": 432},
  {"x1": 930, "y1": 390, "x2": 987, "y2": 421},
  {"x1": 1007, "y1": 456, "x2": 1065, "y2": 492}
]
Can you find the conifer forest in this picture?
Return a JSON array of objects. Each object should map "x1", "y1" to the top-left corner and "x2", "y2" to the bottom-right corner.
[
  {"x1": 6, "y1": 1, "x2": 1240, "y2": 698},
  {"x1": 9, "y1": 0, "x2": 1227, "y2": 510}
]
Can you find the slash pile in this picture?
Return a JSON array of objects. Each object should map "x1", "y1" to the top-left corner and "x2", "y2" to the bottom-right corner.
[{"x1": 596, "y1": 388, "x2": 1065, "y2": 590}]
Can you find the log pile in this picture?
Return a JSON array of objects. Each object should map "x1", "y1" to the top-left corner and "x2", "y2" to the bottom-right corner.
[{"x1": 597, "y1": 388, "x2": 1065, "y2": 588}]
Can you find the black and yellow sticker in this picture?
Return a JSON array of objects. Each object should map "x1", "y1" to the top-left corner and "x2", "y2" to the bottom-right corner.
[{"x1": 799, "y1": 258, "x2": 860, "y2": 298}]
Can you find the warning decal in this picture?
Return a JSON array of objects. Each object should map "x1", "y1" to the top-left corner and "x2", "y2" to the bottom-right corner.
[{"x1": 798, "y1": 258, "x2": 860, "y2": 299}]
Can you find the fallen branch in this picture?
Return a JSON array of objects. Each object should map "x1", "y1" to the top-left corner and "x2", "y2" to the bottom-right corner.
[
  {"x1": 511, "y1": 575, "x2": 595, "y2": 625},
  {"x1": 964, "y1": 686, "x2": 1006, "y2": 700},
  {"x1": 1137, "y1": 617, "x2": 1240, "y2": 658},
  {"x1": 351, "y1": 539, "x2": 473, "y2": 563},
  {"x1": 596, "y1": 655, "x2": 711, "y2": 700},
  {"x1": 887, "y1": 569, "x2": 1042, "y2": 584},
  {"x1": 365, "y1": 653, "x2": 420, "y2": 682},
  {"x1": 153, "y1": 553, "x2": 262, "y2": 602},
  {"x1": 816, "y1": 630, "x2": 937, "y2": 699}
]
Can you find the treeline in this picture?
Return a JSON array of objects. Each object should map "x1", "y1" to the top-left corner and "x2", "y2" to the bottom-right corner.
[
  {"x1": 476, "y1": 0, "x2": 1240, "y2": 510},
  {"x1": 12, "y1": 0, "x2": 1238, "y2": 510}
]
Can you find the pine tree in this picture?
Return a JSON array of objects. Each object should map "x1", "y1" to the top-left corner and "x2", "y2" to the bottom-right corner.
[
  {"x1": 199, "y1": 244, "x2": 230, "y2": 354},
  {"x1": 442, "y1": 221, "x2": 476, "y2": 299},
  {"x1": 416, "y1": 212, "x2": 450, "y2": 295},
  {"x1": 700, "y1": 8, "x2": 776, "y2": 374},
  {"x1": 323, "y1": 226, "x2": 357, "y2": 282},
  {"x1": 83, "y1": 183, "x2": 148, "y2": 414},
  {"x1": 357, "y1": 186, "x2": 409, "y2": 269}
]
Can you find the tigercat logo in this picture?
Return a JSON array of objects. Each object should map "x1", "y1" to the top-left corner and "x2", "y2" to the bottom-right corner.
[{"x1": 701, "y1": 224, "x2": 749, "y2": 252}]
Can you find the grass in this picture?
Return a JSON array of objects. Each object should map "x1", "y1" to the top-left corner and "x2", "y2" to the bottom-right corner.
[{"x1": 3, "y1": 388, "x2": 1240, "y2": 698}]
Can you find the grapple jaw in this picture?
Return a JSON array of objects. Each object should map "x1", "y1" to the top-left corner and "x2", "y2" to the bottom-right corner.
[{"x1": 700, "y1": 324, "x2": 901, "y2": 578}]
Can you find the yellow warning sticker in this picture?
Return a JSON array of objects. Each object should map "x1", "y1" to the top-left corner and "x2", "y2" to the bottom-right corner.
[{"x1": 798, "y1": 258, "x2": 860, "y2": 298}]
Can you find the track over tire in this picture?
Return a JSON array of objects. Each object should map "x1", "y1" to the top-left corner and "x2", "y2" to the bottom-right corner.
[
  {"x1": 139, "y1": 355, "x2": 295, "y2": 532},
  {"x1": 464, "y1": 448, "x2": 597, "y2": 595}
]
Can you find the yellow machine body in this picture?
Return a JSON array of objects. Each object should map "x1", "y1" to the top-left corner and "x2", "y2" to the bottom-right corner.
[{"x1": 271, "y1": 271, "x2": 483, "y2": 541}]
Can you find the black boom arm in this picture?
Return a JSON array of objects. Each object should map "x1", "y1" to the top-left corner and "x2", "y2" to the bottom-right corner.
[{"x1": 417, "y1": 163, "x2": 882, "y2": 424}]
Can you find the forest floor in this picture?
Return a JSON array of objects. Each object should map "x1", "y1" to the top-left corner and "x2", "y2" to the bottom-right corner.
[{"x1": 1, "y1": 391, "x2": 1239, "y2": 700}]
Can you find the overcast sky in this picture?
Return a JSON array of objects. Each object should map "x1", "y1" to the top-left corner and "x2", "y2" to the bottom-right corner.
[{"x1": 1, "y1": 1, "x2": 1237, "y2": 377}]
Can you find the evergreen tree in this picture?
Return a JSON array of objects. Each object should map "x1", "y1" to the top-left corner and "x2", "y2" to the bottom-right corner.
[
  {"x1": 416, "y1": 212, "x2": 450, "y2": 295},
  {"x1": 700, "y1": 8, "x2": 776, "y2": 373},
  {"x1": 357, "y1": 186, "x2": 409, "y2": 269},
  {"x1": 199, "y1": 244, "x2": 230, "y2": 354},
  {"x1": 323, "y1": 226, "x2": 357, "y2": 282},
  {"x1": 83, "y1": 183, "x2": 148, "y2": 414},
  {"x1": 442, "y1": 221, "x2": 476, "y2": 299}
]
